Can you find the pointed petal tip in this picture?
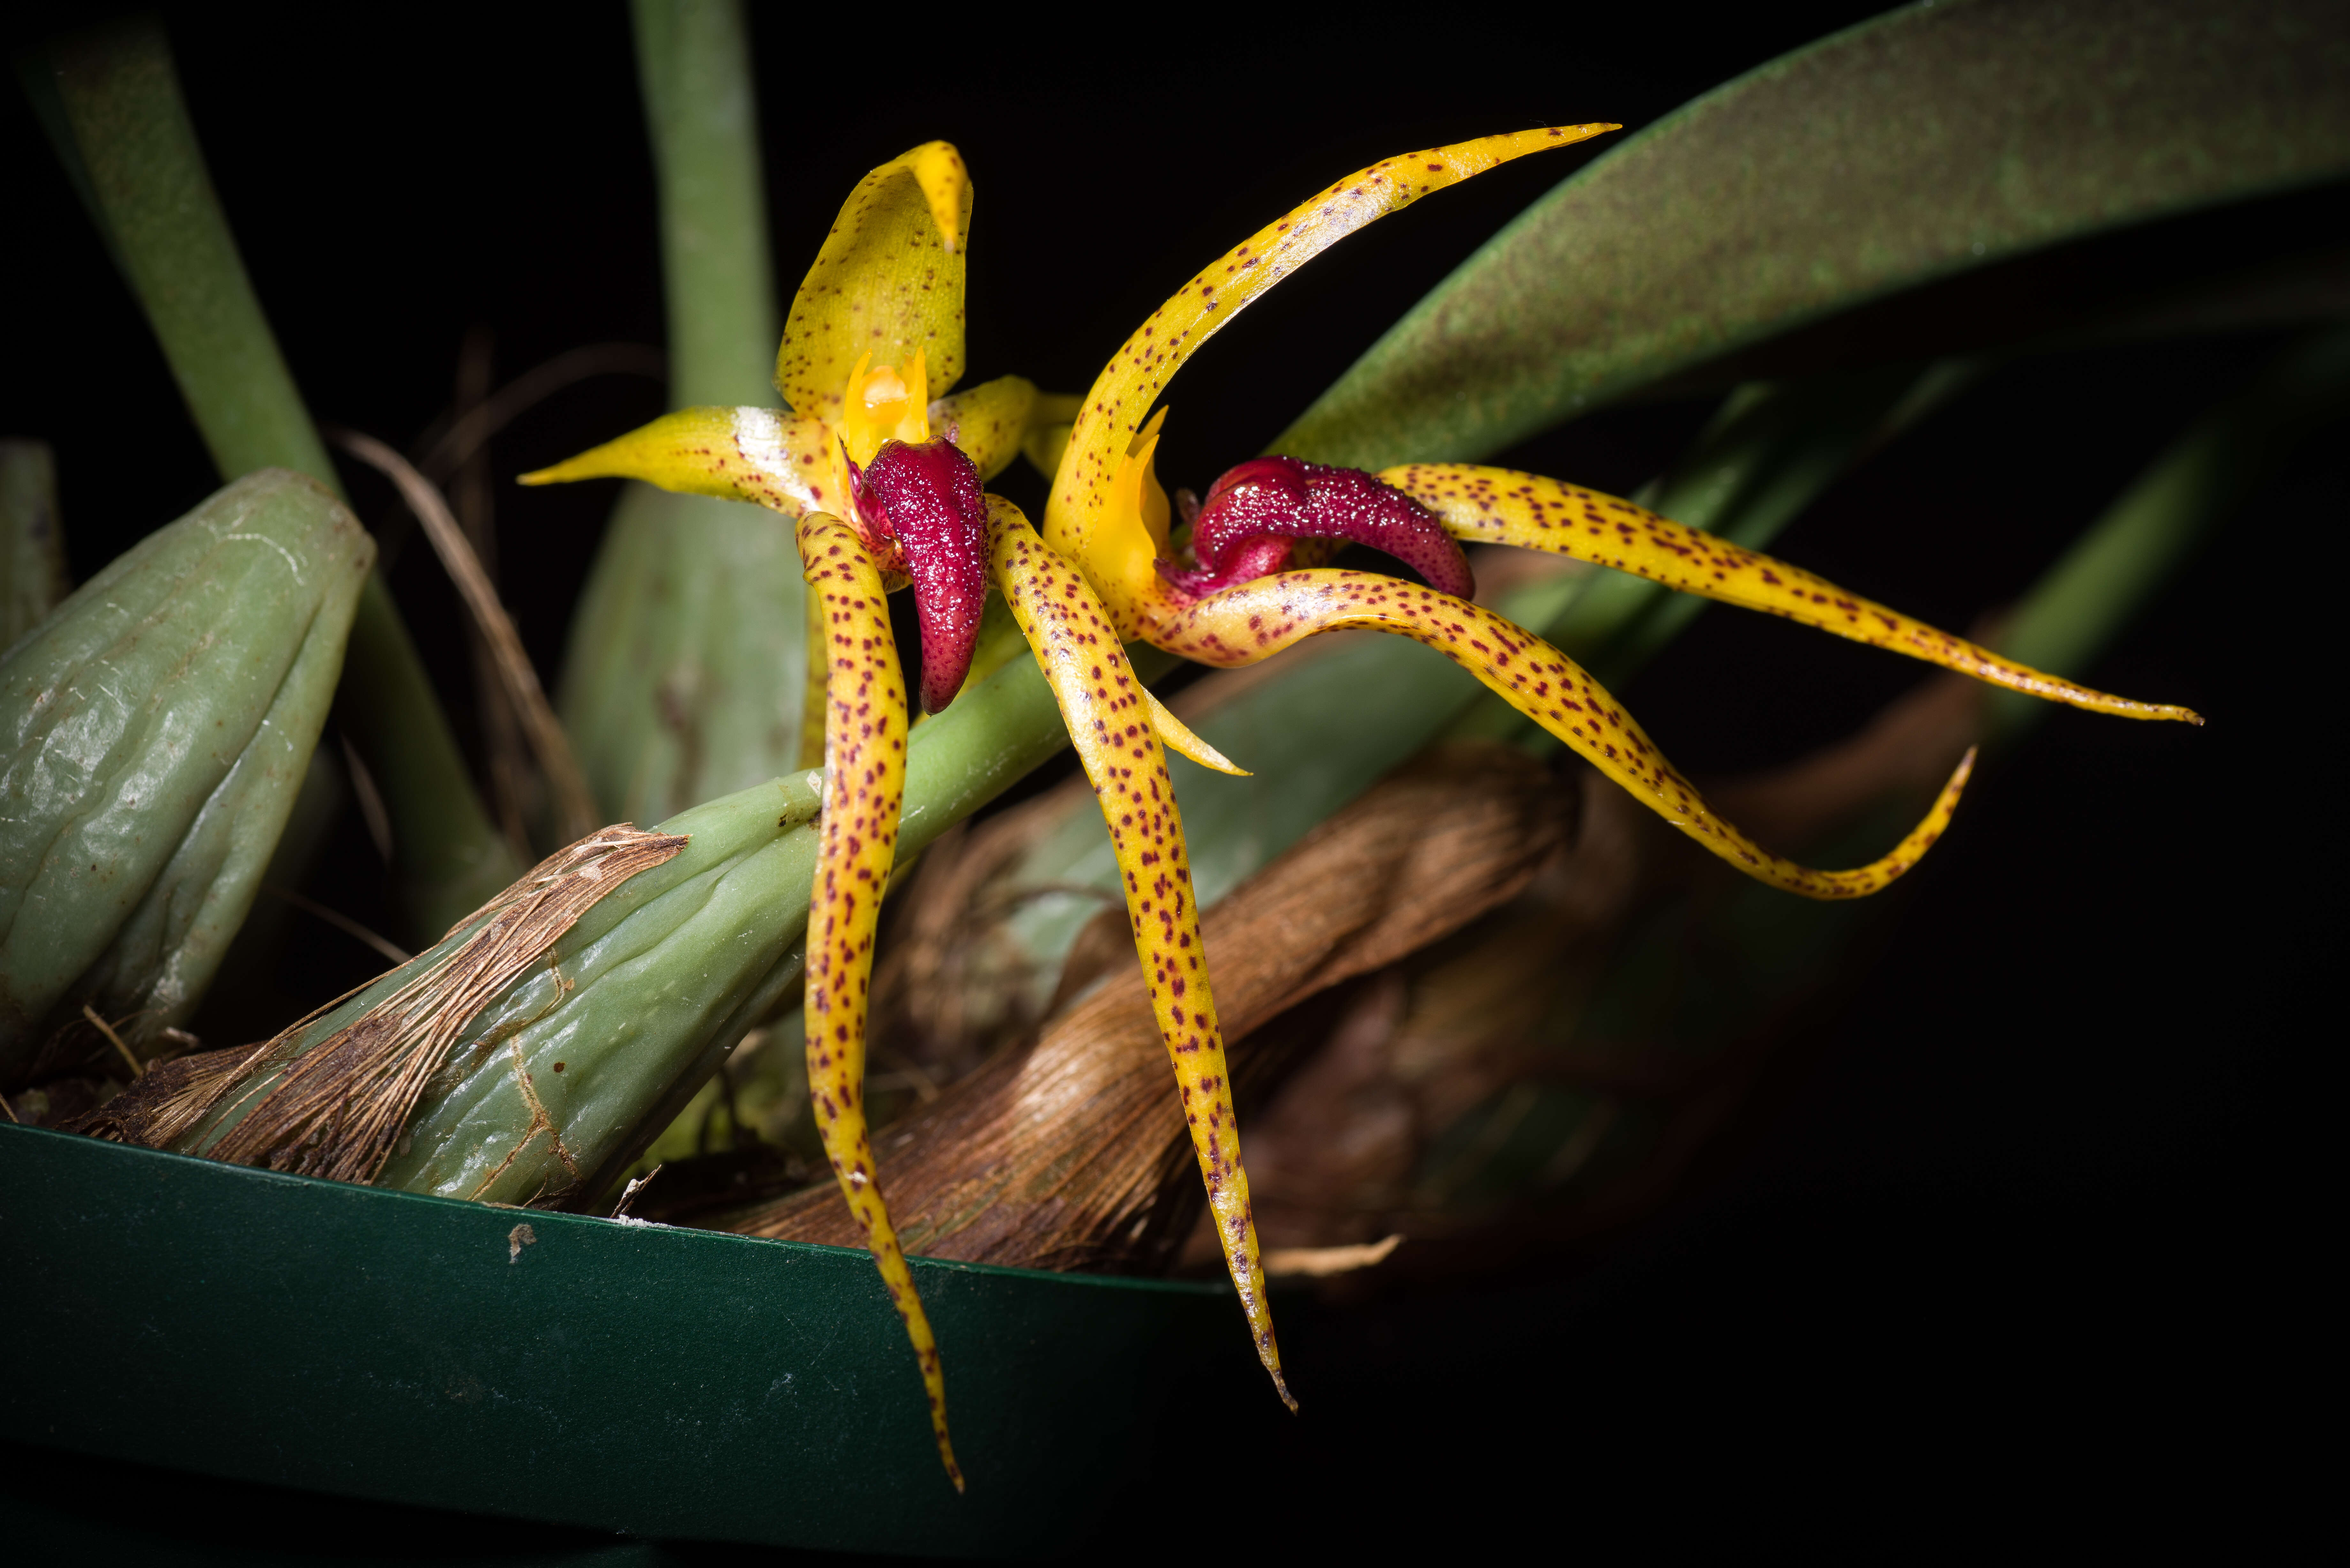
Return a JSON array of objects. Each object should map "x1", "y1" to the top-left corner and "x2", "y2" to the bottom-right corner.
[{"x1": 1145, "y1": 688, "x2": 1250, "y2": 776}]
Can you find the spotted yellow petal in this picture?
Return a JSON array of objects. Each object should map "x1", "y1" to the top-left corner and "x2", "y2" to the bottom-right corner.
[
  {"x1": 1388, "y1": 463, "x2": 2204, "y2": 724},
  {"x1": 1042, "y1": 125, "x2": 1618, "y2": 632},
  {"x1": 986, "y1": 496, "x2": 1292, "y2": 1410},
  {"x1": 794, "y1": 509, "x2": 961, "y2": 1490},
  {"x1": 1144, "y1": 568, "x2": 1974, "y2": 901},
  {"x1": 777, "y1": 141, "x2": 972, "y2": 423},
  {"x1": 517, "y1": 405, "x2": 844, "y2": 516},
  {"x1": 929, "y1": 374, "x2": 1038, "y2": 482}
]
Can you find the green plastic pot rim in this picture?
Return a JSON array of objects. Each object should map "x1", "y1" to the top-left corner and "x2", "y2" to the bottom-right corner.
[{"x1": 6, "y1": 1123, "x2": 1228, "y2": 1297}]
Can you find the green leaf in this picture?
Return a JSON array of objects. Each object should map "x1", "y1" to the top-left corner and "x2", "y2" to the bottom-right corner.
[
  {"x1": 1277, "y1": 0, "x2": 2350, "y2": 469},
  {"x1": 630, "y1": 0, "x2": 780, "y2": 411},
  {"x1": 0, "y1": 470, "x2": 371, "y2": 1082},
  {"x1": 30, "y1": 16, "x2": 519, "y2": 938}
]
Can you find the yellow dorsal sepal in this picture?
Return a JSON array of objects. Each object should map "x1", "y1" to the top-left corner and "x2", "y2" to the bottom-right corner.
[
  {"x1": 897, "y1": 140, "x2": 969, "y2": 255},
  {"x1": 776, "y1": 141, "x2": 972, "y2": 423}
]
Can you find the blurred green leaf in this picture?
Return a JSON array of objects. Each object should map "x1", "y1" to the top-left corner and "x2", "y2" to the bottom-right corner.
[
  {"x1": 1, "y1": 441, "x2": 69, "y2": 650},
  {"x1": 1988, "y1": 325, "x2": 2350, "y2": 740},
  {"x1": 1278, "y1": 0, "x2": 2350, "y2": 469}
]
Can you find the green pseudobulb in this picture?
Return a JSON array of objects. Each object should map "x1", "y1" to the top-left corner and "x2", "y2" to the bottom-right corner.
[{"x1": 0, "y1": 469, "x2": 371, "y2": 1085}]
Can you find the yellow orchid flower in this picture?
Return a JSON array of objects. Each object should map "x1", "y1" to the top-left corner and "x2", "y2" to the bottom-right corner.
[
  {"x1": 527, "y1": 125, "x2": 2202, "y2": 1487},
  {"x1": 529, "y1": 140, "x2": 1046, "y2": 767}
]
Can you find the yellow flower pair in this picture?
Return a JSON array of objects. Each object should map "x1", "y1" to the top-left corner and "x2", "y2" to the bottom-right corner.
[{"x1": 528, "y1": 127, "x2": 2197, "y2": 1486}]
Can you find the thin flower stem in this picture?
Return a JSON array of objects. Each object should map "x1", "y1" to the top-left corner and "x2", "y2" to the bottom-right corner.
[
  {"x1": 81, "y1": 1004, "x2": 141, "y2": 1079},
  {"x1": 420, "y1": 343, "x2": 668, "y2": 482},
  {"x1": 631, "y1": 0, "x2": 777, "y2": 408}
]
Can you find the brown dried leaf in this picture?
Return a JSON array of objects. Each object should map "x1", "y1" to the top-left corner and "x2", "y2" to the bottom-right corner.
[{"x1": 700, "y1": 743, "x2": 1578, "y2": 1271}]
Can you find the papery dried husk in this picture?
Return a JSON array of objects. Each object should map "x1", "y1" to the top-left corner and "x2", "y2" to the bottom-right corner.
[
  {"x1": 696, "y1": 743, "x2": 1578, "y2": 1271},
  {"x1": 75, "y1": 826, "x2": 688, "y2": 1184}
]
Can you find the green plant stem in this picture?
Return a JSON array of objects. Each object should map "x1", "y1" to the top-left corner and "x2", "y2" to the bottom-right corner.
[
  {"x1": 558, "y1": 0, "x2": 806, "y2": 825},
  {"x1": 1, "y1": 440, "x2": 70, "y2": 648},
  {"x1": 630, "y1": 0, "x2": 777, "y2": 409},
  {"x1": 1986, "y1": 326, "x2": 2350, "y2": 742},
  {"x1": 315, "y1": 630, "x2": 1138, "y2": 1202},
  {"x1": 32, "y1": 16, "x2": 517, "y2": 937}
]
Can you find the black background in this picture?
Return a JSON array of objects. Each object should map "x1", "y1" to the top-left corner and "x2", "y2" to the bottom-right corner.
[{"x1": 3, "y1": 0, "x2": 2332, "y2": 1554}]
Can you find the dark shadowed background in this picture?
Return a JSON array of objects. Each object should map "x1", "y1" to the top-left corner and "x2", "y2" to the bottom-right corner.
[{"x1": 3, "y1": 0, "x2": 2331, "y2": 1554}]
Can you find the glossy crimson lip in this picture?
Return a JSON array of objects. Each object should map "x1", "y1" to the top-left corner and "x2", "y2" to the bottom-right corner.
[
  {"x1": 1164, "y1": 456, "x2": 1476, "y2": 600},
  {"x1": 850, "y1": 439, "x2": 990, "y2": 712}
]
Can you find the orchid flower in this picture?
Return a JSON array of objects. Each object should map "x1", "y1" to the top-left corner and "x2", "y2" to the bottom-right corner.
[
  {"x1": 525, "y1": 142, "x2": 1055, "y2": 767},
  {"x1": 528, "y1": 128, "x2": 2201, "y2": 1486}
]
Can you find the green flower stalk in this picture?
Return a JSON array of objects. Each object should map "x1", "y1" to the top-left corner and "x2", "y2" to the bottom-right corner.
[
  {"x1": 558, "y1": 0, "x2": 809, "y2": 824},
  {"x1": 1, "y1": 470, "x2": 371, "y2": 1085}
]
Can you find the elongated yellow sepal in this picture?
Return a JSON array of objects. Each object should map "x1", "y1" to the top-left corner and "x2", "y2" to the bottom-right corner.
[
  {"x1": 986, "y1": 496, "x2": 1293, "y2": 1409},
  {"x1": 1388, "y1": 464, "x2": 2204, "y2": 724},
  {"x1": 1144, "y1": 569, "x2": 1973, "y2": 900},
  {"x1": 795, "y1": 510, "x2": 960, "y2": 1490},
  {"x1": 1042, "y1": 124, "x2": 1618, "y2": 632},
  {"x1": 517, "y1": 405, "x2": 844, "y2": 516},
  {"x1": 777, "y1": 141, "x2": 972, "y2": 424}
]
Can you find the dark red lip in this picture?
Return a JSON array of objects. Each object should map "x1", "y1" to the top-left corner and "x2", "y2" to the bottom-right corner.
[
  {"x1": 1165, "y1": 456, "x2": 1474, "y2": 600},
  {"x1": 851, "y1": 439, "x2": 990, "y2": 713}
]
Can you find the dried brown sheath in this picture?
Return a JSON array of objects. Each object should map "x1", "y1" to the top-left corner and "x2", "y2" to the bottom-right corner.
[{"x1": 78, "y1": 826, "x2": 685, "y2": 1182}]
